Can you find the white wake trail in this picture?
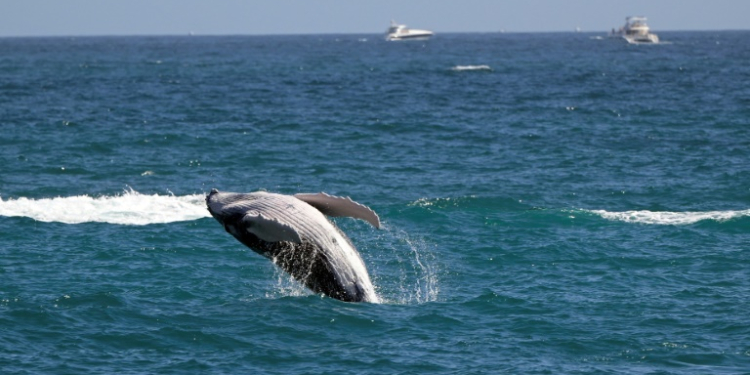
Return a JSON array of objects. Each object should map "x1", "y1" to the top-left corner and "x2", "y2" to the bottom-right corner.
[{"x1": 0, "y1": 189, "x2": 210, "y2": 225}]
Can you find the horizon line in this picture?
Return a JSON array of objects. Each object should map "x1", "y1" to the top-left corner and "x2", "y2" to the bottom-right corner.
[{"x1": 1, "y1": 28, "x2": 748, "y2": 39}]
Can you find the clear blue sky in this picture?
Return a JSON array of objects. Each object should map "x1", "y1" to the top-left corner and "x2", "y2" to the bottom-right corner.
[{"x1": 1, "y1": 0, "x2": 747, "y2": 37}]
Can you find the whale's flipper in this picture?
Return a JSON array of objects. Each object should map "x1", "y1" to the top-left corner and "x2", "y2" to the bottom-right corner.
[
  {"x1": 242, "y1": 211, "x2": 303, "y2": 243},
  {"x1": 294, "y1": 193, "x2": 381, "y2": 229}
]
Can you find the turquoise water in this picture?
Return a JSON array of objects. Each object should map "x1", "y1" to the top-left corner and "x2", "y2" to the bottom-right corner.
[{"x1": 1, "y1": 31, "x2": 749, "y2": 374}]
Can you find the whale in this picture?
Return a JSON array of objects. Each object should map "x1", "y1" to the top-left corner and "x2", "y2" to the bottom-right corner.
[{"x1": 206, "y1": 189, "x2": 381, "y2": 303}]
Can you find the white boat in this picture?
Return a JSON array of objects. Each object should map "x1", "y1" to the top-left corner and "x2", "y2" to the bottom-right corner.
[
  {"x1": 609, "y1": 16, "x2": 659, "y2": 44},
  {"x1": 385, "y1": 20, "x2": 433, "y2": 41}
]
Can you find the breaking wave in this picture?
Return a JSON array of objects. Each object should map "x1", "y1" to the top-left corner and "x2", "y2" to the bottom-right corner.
[
  {"x1": 587, "y1": 209, "x2": 750, "y2": 225},
  {"x1": 0, "y1": 189, "x2": 210, "y2": 225}
]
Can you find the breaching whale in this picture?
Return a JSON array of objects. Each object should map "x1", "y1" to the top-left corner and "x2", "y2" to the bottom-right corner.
[{"x1": 206, "y1": 189, "x2": 381, "y2": 303}]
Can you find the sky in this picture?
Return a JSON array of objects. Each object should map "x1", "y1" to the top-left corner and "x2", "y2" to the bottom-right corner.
[{"x1": 1, "y1": 0, "x2": 748, "y2": 37}]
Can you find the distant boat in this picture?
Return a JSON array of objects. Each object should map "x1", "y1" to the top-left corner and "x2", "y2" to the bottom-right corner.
[
  {"x1": 609, "y1": 16, "x2": 660, "y2": 44},
  {"x1": 385, "y1": 20, "x2": 433, "y2": 41}
]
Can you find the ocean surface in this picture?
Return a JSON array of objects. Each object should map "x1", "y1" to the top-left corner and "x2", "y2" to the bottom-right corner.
[{"x1": 1, "y1": 31, "x2": 749, "y2": 374}]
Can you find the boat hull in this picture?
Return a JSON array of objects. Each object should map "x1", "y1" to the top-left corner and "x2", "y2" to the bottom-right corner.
[
  {"x1": 624, "y1": 34, "x2": 660, "y2": 44},
  {"x1": 386, "y1": 33, "x2": 432, "y2": 41}
]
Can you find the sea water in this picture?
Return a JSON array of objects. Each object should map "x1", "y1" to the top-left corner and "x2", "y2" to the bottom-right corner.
[{"x1": 1, "y1": 31, "x2": 749, "y2": 374}]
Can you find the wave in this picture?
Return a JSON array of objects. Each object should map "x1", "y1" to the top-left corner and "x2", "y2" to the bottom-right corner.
[
  {"x1": 586, "y1": 209, "x2": 750, "y2": 225},
  {"x1": 407, "y1": 196, "x2": 749, "y2": 226},
  {"x1": 0, "y1": 189, "x2": 210, "y2": 225},
  {"x1": 451, "y1": 65, "x2": 492, "y2": 71}
]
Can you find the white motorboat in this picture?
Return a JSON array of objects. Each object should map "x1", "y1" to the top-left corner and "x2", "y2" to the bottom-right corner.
[
  {"x1": 609, "y1": 16, "x2": 659, "y2": 44},
  {"x1": 385, "y1": 20, "x2": 433, "y2": 41}
]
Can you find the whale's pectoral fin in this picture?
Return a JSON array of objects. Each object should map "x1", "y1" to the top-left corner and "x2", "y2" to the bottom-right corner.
[
  {"x1": 294, "y1": 193, "x2": 381, "y2": 229},
  {"x1": 242, "y1": 211, "x2": 303, "y2": 243}
]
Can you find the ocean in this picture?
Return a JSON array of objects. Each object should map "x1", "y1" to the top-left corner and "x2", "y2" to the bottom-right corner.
[{"x1": 1, "y1": 31, "x2": 749, "y2": 374}]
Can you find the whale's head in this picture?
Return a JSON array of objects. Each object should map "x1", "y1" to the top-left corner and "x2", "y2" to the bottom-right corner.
[{"x1": 205, "y1": 189, "x2": 257, "y2": 225}]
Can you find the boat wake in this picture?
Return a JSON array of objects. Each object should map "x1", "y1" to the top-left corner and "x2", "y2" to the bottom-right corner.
[
  {"x1": 0, "y1": 189, "x2": 210, "y2": 225},
  {"x1": 586, "y1": 208, "x2": 750, "y2": 225}
]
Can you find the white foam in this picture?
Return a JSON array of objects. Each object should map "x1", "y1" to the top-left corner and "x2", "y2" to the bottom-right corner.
[
  {"x1": 0, "y1": 189, "x2": 210, "y2": 225},
  {"x1": 588, "y1": 209, "x2": 750, "y2": 225},
  {"x1": 451, "y1": 65, "x2": 492, "y2": 71}
]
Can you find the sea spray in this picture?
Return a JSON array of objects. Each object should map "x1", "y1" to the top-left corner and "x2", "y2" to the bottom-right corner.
[{"x1": 369, "y1": 225, "x2": 440, "y2": 305}]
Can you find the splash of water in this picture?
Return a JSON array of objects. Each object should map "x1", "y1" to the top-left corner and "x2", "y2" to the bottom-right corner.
[
  {"x1": 0, "y1": 188, "x2": 210, "y2": 225},
  {"x1": 268, "y1": 271, "x2": 313, "y2": 300},
  {"x1": 371, "y1": 225, "x2": 440, "y2": 305}
]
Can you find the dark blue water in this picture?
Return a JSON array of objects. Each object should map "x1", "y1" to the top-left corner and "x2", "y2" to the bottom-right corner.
[{"x1": 1, "y1": 31, "x2": 749, "y2": 374}]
